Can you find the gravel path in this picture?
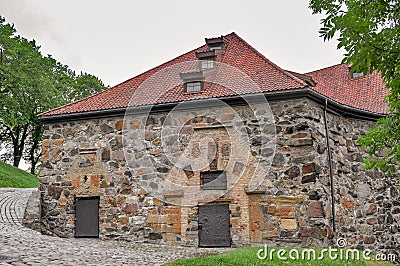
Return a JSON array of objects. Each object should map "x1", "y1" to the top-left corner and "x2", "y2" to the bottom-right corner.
[{"x1": 0, "y1": 188, "x2": 230, "y2": 265}]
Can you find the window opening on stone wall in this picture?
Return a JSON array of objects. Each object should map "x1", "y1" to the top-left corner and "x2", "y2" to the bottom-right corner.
[{"x1": 201, "y1": 171, "x2": 227, "y2": 190}]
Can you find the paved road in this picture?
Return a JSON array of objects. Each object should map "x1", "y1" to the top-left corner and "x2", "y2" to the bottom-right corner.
[{"x1": 0, "y1": 188, "x2": 228, "y2": 265}]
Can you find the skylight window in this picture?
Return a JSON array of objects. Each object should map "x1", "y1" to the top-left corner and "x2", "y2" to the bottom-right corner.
[{"x1": 352, "y1": 72, "x2": 364, "y2": 78}]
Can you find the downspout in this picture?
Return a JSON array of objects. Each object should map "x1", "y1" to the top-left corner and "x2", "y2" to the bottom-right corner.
[{"x1": 324, "y1": 98, "x2": 336, "y2": 232}]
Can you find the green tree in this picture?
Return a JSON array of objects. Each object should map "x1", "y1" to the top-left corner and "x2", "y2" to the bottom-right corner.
[
  {"x1": 309, "y1": 0, "x2": 400, "y2": 177},
  {"x1": 0, "y1": 16, "x2": 106, "y2": 174}
]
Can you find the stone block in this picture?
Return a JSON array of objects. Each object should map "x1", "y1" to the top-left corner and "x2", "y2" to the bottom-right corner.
[
  {"x1": 100, "y1": 123, "x2": 114, "y2": 133},
  {"x1": 101, "y1": 149, "x2": 110, "y2": 161},
  {"x1": 120, "y1": 217, "x2": 129, "y2": 225},
  {"x1": 287, "y1": 138, "x2": 313, "y2": 147},
  {"x1": 147, "y1": 214, "x2": 159, "y2": 224},
  {"x1": 145, "y1": 130, "x2": 157, "y2": 141},
  {"x1": 153, "y1": 198, "x2": 164, "y2": 206},
  {"x1": 346, "y1": 153, "x2": 363, "y2": 162},
  {"x1": 281, "y1": 219, "x2": 297, "y2": 230},
  {"x1": 338, "y1": 136, "x2": 346, "y2": 146},
  {"x1": 317, "y1": 143, "x2": 326, "y2": 154},
  {"x1": 262, "y1": 230, "x2": 279, "y2": 238},
  {"x1": 59, "y1": 198, "x2": 67, "y2": 206},
  {"x1": 291, "y1": 132, "x2": 308, "y2": 138},
  {"x1": 302, "y1": 162, "x2": 316, "y2": 174},
  {"x1": 130, "y1": 119, "x2": 142, "y2": 128},
  {"x1": 366, "y1": 203, "x2": 377, "y2": 215},
  {"x1": 250, "y1": 230, "x2": 262, "y2": 243},
  {"x1": 364, "y1": 236, "x2": 375, "y2": 244},
  {"x1": 180, "y1": 126, "x2": 194, "y2": 134},
  {"x1": 148, "y1": 232, "x2": 163, "y2": 240},
  {"x1": 165, "y1": 233, "x2": 176, "y2": 242},
  {"x1": 122, "y1": 203, "x2": 138, "y2": 214},
  {"x1": 269, "y1": 206, "x2": 296, "y2": 218},
  {"x1": 153, "y1": 138, "x2": 161, "y2": 146},
  {"x1": 272, "y1": 153, "x2": 285, "y2": 167},
  {"x1": 366, "y1": 217, "x2": 377, "y2": 225},
  {"x1": 307, "y1": 201, "x2": 324, "y2": 218},
  {"x1": 163, "y1": 207, "x2": 181, "y2": 215},
  {"x1": 171, "y1": 223, "x2": 181, "y2": 234},
  {"x1": 52, "y1": 147, "x2": 60, "y2": 156},
  {"x1": 115, "y1": 120, "x2": 126, "y2": 131},
  {"x1": 283, "y1": 126, "x2": 293, "y2": 134},
  {"x1": 298, "y1": 226, "x2": 319, "y2": 238},
  {"x1": 151, "y1": 149, "x2": 162, "y2": 156},
  {"x1": 47, "y1": 185, "x2": 63, "y2": 200},
  {"x1": 284, "y1": 166, "x2": 300, "y2": 178},
  {"x1": 260, "y1": 221, "x2": 278, "y2": 231},
  {"x1": 295, "y1": 122, "x2": 309, "y2": 131},
  {"x1": 90, "y1": 174, "x2": 100, "y2": 188},
  {"x1": 120, "y1": 187, "x2": 131, "y2": 195},
  {"x1": 342, "y1": 198, "x2": 355, "y2": 209},
  {"x1": 111, "y1": 151, "x2": 125, "y2": 161},
  {"x1": 163, "y1": 191, "x2": 184, "y2": 198},
  {"x1": 167, "y1": 214, "x2": 181, "y2": 224},
  {"x1": 279, "y1": 146, "x2": 291, "y2": 152},
  {"x1": 291, "y1": 155, "x2": 316, "y2": 164},
  {"x1": 54, "y1": 139, "x2": 64, "y2": 146},
  {"x1": 301, "y1": 173, "x2": 317, "y2": 183},
  {"x1": 42, "y1": 139, "x2": 51, "y2": 147},
  {"x1": 273, "y1": 196, "x2": 304, "y2": 204}
]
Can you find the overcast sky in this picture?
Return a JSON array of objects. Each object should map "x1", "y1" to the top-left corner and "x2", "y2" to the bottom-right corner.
[{"x1": 0, "y1": 0, "x2": 344, "y2": 87}]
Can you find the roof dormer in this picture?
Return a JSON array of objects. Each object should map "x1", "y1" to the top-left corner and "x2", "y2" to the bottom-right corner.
[
  {"x1": 195, "y1": 36, "x2": 226, "y2": 68},
  {"x1": 196, "y1": 50, "x2": 216, "y2": 70},
  {"x1": 205, "y1": 36, "x2": 225, "y2": 50},
  {"x1": 348, "y1": 65, "x2": 365, "y2": 79},
  {"x1": 180, "y1": 71, "x2": 204, "y2": 93}
]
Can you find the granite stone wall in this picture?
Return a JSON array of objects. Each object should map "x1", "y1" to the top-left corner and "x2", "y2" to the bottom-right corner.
[{"x1": 39, "y1": 97, "x2": 399, "y2": 255}]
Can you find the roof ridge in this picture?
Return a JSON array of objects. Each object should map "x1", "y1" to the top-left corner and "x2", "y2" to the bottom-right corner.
[
  {"x1": 39, "y1": 39, "x2": 209, "y2": 117},
  {"x1": 305, "y1": 62, "x2": 345, "y2": 75},
  {"x1": 230, "y1": 33, "x2": 307, "y2": 88}
]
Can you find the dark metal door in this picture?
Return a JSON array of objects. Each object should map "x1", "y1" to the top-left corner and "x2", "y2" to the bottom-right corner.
[
  {"x1": 75, "y1": 197, "x2": 99, "y2": 238},
  {"x1": 198, "y1": 204, "x2": 231, "y2": 247}
]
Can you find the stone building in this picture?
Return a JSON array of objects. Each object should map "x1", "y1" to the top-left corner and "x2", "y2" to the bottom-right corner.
[{"x1": 38, "y1": 33, "x2": 399, "y2": 254}]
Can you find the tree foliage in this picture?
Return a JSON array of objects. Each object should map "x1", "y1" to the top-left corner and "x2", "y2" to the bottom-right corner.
[
  {"x1": 309, "y1": 0, "x2": 400, "y2": 177},
  {"x1": 0, "y1": 16, "x2": 107, "y2": 173}
]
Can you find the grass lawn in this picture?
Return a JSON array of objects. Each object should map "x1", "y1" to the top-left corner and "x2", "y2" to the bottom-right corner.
[
  {"x1": 0, "y1": 161, "x2": 39, "y2": 188},
  {"x1": 165, "y1": 247, "x2": 397, "y2": 266}
]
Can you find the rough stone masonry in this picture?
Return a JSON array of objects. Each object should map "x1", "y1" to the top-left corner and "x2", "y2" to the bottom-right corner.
[{"x1": 39, "y1": 97, "x2": 399, "y2": 257}]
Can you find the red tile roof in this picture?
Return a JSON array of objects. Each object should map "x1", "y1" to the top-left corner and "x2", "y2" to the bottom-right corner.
[
  {"x1": 39, "y1": 33, "x2": 388, "y2": 117},
  {"x1": 306, "y1": 64, "x2": 388, "y2": 114}
]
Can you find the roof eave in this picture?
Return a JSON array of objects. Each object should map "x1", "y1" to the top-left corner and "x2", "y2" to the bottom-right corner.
[{"x1": 38, "y1": 87, "x2": 385, "y2": 124}]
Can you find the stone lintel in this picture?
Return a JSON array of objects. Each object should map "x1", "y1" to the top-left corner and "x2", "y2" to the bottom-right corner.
[
  {"x1": 197, "y1": 198, "x2": 234, "y2": 203},
  {"x1": 246, "y1": 190, "x2": 266, "y2": 195},
  {"x1": 163, "y1": 190, "x2": 184, "y2": 198},
  {"x1": 273, "y1": 196, "x2": 304, "y2": 204}
]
